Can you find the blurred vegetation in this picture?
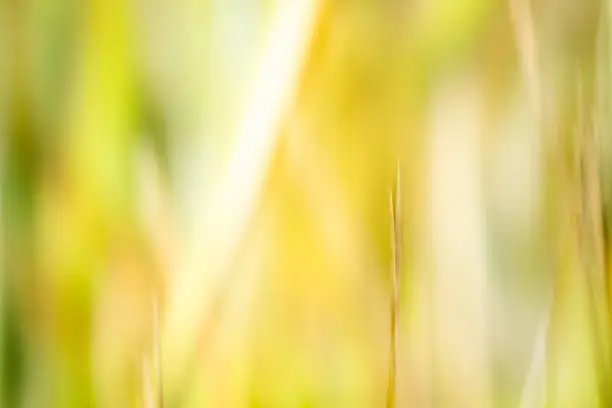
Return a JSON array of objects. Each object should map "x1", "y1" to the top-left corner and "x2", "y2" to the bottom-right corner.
[{"x1": 2, "y1": 0, "x2": 612, "y2": 407}]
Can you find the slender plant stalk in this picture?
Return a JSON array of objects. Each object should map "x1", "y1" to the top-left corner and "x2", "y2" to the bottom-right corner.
[
  {"x1": 519, "y1": 291, "x2": 553, "y2": 408},
  {"x1": 508, "y1": 1, "x2": 554, "y2": 405},
  {"x1": 574, "y1": 91, "x2": 611, "y2": 405},
  {"x1": 153, "y1": 295, "x2": 164, "y2": 408},
  {"x1": 142, "y1": 357, "x2": 154, "y2": 408},
  {"x1": 144, "y1": 294, "x2": 164, "y2": 408},
  {"x1": 508, "y1": 0, "x2": 541, "y2": 122},
  {"x1": 387, "y1": 163, "x2": 401, "y2": 408}
]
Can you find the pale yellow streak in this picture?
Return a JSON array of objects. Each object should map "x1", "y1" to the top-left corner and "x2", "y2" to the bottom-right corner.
[
  {"x1": 428, "y1": 74, "x2": 491, "y2": 407},
  {"x1": 162, "y1": 0, "x2": 324, "y2": 392},
  {"x1": 519, "y1": 293, "x2": 552, "y2": 408},
  {"x1": 509, "y1": 0, "x2": 541, "y2": 120},
  {"x1": 142, "y1": 357, "x2": 154, "y2": 408}
]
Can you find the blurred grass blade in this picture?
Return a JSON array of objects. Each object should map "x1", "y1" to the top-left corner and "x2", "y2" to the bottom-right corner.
[
  {"x1": 509, "y1": 0, "x2": 541, "y2": 120},
  {"x1": 162, "y1": 0, "x2": 326, "y2": 400},
  {"x1": 519, "y1": 293, "x2": 552, "y2": 408},
  {"x1": 387, "y1": 162, "x2": 401, "y2": 408}
]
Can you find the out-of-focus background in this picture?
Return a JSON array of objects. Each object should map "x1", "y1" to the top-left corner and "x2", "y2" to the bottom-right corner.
[{"x1": 2, "y1": 0, "x2": 612, "y2": 407}]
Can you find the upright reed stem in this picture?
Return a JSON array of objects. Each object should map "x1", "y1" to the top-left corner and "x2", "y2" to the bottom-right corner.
[
  {"x1": 387, "y1": 163, "x2": 401, "y2": 408},
  {"x1": 153, "y1": 295, "x2": 164, "y2": 408}
]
